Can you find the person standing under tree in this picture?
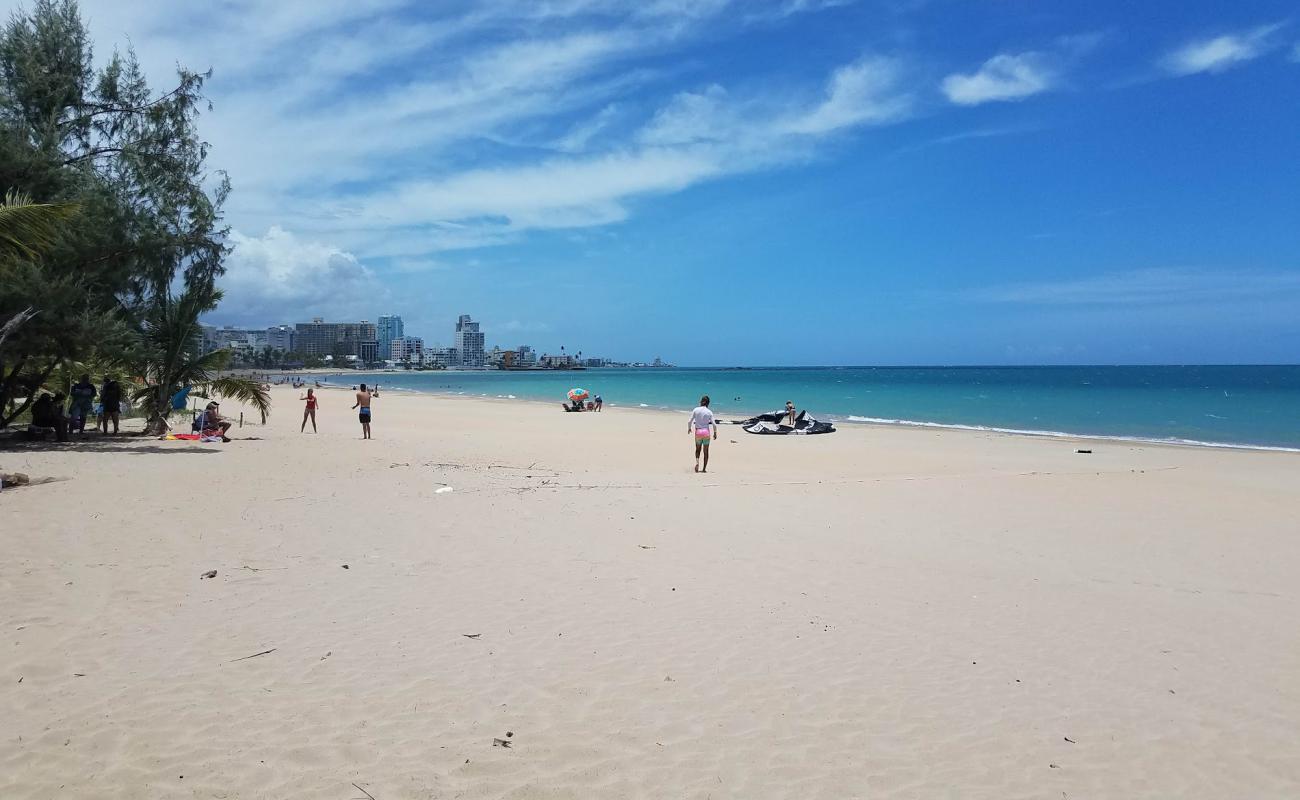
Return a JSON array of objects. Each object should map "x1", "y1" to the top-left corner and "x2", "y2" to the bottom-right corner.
[
  {"x1": 99, "y1": 376, "x2": 122, "y2": 434},
  {"x1": 352, "y1": 383, "x2": 373, "y2": 439},
  {"x1": 689, "y1": 395, "x2": 717, "y2": 473},
  {"x1": 68, "y1": 374, "x2": 96, "y2": 434}
]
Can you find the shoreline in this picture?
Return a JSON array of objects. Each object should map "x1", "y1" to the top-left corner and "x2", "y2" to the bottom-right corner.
[{"x1": 298, "y1": 379, "x2": 1300, "y2": 455}]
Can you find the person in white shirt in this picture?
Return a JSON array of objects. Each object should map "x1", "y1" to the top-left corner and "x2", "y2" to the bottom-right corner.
[{"x1": 688, "y1": 395, "x2": 717, "y2": 473}]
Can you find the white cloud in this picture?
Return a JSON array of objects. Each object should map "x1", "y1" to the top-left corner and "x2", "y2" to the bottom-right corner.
[
  {"x1": 1159, "y1": 24, "x2": 1283, "y2": 76},
  {"x1": 216, "y1": 227, "x2": 382, "y2": 324},
  {"x1": 941, "y1": 51, "x2": 1055, "y2": 105},
  {"x1": 779, "y1": 56, "x2": 912, "y2": 134}
]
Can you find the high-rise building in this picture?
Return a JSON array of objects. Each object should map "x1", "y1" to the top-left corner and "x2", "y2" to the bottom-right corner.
[
  {"x1": 422, "y1": 346, "x2": 459, "y2": 368},
  {"x1": 516, "y1": 345, "x2": 537, "y2": 366},
  {"x1": 453, "y1": 314, "x2": 485, "y2": 367},
  {"x1": 390, "y1": 335, "x2": 424, "y2": 363},
  {"x1": 294, "y1": 318, "x2": 378, "y2": 361},
  {"x1": 201, "y1": 326, "x2": 263, "y2": 353},
  {"x1": 377, "y1": 315, "x2": 404, "y2": 360},
  {"x1": 266, "y1": 324, "x2": 295, "y2": 352}
]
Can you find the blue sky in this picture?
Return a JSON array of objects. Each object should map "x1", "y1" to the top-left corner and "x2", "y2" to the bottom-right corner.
[{"x1": 24, "y1": 0, "x2": 1300, "y2": 365}]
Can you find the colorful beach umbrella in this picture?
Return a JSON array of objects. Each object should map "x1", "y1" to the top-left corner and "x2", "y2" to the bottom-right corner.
[{"x1": 568, "y1": 387, "x2": 589, "y2": 402}]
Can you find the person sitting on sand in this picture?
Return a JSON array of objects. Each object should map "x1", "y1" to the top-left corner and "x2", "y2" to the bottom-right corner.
[
  {"x1": 202, "y1": 402, "x2": 232, "y2": 442},
  {"x1": 300, "y1": 388, "x2": 319, "y2": 433},
  {"x1": 31, "y1": 393, "x2": 69, "y2": 442},
  {"x1": 689, "y1": 395, "x2": 717, "y2": 473}
]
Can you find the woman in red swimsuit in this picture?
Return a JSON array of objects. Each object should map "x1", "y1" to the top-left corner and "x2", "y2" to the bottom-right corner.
[{"x1": 300, "y1": 388, "x2": 319, "y2": 433}]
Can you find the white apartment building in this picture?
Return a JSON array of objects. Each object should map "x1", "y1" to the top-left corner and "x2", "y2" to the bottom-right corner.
[
  {"x1": 390, "y1": 335, "x2": 424, "y2": 362},
  {"x1": 454, "y1": 314, "x2": 485, "y2": 367}
]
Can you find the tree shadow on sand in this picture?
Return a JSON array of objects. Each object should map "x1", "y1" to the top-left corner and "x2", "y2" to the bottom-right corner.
[{"x1": 0, "y1": 434, "x2": 225, "y2": 456}]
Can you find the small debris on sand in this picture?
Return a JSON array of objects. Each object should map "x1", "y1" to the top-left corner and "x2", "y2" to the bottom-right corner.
[{"x1": 200, "y1": 570, "x2": 217, "y2": 579}]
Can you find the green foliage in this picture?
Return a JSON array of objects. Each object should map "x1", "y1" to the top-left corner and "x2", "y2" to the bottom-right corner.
[
  {"x1": 0, "y1": 0, "x2": 231, "y2": 428},
  {"x1": 131, "y1": 280, "x2": 269, "y2": 434}
]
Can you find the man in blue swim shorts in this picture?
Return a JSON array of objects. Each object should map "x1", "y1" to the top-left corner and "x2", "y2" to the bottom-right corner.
[{"x1": 352, "y1": 383, "x2": 374, "y2": 439}]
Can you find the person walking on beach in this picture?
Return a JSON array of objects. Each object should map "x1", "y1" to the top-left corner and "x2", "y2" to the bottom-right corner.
[
  {"x1": 689, "y1": 395, "x2": 717, "y2": 473},
  {"x1": 301, "y1": 388, "x2": 319, "y2": 433},
  {"x1": 352, "y1": 383, "x2": 373, "y2": 439},
  {"x1": 593, "y1": 393, "x2": 603, "y2": 412},
  {"x1": 784, "y1": 400, "x2": 796, "y2": 426}
]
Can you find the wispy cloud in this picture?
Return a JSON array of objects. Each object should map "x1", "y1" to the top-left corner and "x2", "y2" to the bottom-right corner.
[
  {"x1": 941, "y1": 51, "x2": 1055, "y2": 105},
  {"x1": 745, "y1": 0, "x2": 857, "y2": 23},
  {"x1": 1158, "y1": 23, "x2": 1285, "y2": 76},
  {"x1": 323, "y1": 55, "x2": 911, "y2": 242},
  {"x1": 889, "y1": 124, "x2": 1043, "y2": 158},
  {"x1": 969, "y1": 268, "x2": 1300, "y2": 306}
]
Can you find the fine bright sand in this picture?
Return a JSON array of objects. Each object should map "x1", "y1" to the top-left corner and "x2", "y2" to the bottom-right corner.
[{"x1": 3, "y1": 385, "x2": 1300, "y2": 799}]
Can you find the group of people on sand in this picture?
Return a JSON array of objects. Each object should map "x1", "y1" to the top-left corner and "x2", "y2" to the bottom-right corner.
[
  {"x1": 562, "y1": 393, "x2": 603, "y2": 412},
  {"x1": 28, "y1": 373, "x2": 126, "y2": 441}
]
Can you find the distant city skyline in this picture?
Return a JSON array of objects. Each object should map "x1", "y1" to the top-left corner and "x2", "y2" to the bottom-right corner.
[
  {"x1": 77, "y1": 0, "x2": 1297, "y2": 365},
  {"x1": 202, "y1": 312, "x2": 629, "y2": 368}
]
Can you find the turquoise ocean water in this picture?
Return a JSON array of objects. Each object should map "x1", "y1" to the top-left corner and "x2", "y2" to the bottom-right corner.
[{"x1": 315, "y1": 366, "x2": 1300, "y2": 450}]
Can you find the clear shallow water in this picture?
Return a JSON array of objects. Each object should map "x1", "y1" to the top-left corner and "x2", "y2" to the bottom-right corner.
[{"x1": 318, "y1": 366, "x2": 1300, "y2": 450}]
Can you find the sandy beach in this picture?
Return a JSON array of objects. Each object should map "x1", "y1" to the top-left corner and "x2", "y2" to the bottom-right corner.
[{"x1": 4, "y1": 384, "x2": 1299, "y2": 799}]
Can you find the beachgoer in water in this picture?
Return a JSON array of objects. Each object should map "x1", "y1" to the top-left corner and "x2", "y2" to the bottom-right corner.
[
  {"x1": 689, "y1": 395, "x2": 717, "y2": 473},
  {"x1": 99, "y1": 377, "x2": 122, "y2": 434},
  {"x1": 68, "y1": 374, "x2": 96, "y2": 434},
  {"x1": 352, "y1": 383, "x2": 373, "y2": 439},
  {"x1": 301, "y1": 388, "x2": 318, "y2": 433}
]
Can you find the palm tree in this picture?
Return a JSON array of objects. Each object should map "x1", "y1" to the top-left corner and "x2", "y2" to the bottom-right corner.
[{"x1": 132, "y1": 283, "x2": 270, "y2": 435}]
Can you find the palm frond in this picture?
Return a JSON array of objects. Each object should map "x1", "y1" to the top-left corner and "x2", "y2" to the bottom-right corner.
[
  {"x1": 0, "y1": 190, "x2": 80, "y2": 259},
  {"x1": 201, "y1": 376, "x2": 271, "y2": 421}
]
